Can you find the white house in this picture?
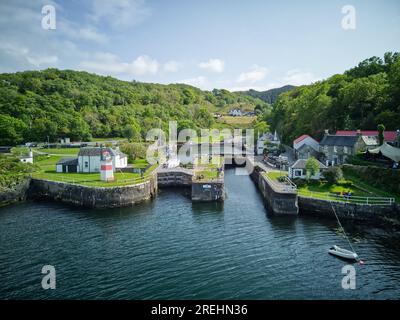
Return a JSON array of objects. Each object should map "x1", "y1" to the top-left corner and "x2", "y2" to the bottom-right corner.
[
  {"x1": 20, "y1": 149, "x2": 33, "y2": 164},
  {"x1": 228, "y1": 109, "x2": 243, "y2": 116},
  {"x1": 257, "y1": 131, "x2": 280, "y2": 155},
  {"x1": 56, "y1": 147, "x2": 127, "y2": 173},
  {"x1": 293, "y1": 135, "x2": 319, "y2": 159},
  {"x1": 288, "y1": 159, "x2": 327, "y2": 180}
]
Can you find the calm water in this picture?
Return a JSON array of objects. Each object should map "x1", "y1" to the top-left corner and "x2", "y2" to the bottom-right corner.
[{"x1": 0, "y1": 168, "x2": 399, "y2": 299}]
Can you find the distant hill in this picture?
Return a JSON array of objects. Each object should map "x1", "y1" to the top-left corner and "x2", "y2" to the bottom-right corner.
[
  {"x1": 0, "y1": 69, "x2": 268, "y2": 145},
  {"x1": 238, "y1": 85, "x2": 296, "y2": 104}
]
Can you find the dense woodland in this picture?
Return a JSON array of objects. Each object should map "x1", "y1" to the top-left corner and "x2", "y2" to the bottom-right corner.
[
  {"x1": 239, "y1": 85, "x2": 296, "y2": 104},
  {"x1": 265, "y1": 52, "x2": 400, "y2": 144},
  {"x1": 0, "y1": 69, "x2": 267, "y2": 145},
  {"x1": 1, "y1": 52, "x2": 399, "y2": 147}
]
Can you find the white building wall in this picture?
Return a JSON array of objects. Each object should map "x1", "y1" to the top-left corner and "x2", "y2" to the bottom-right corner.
[{"x1": 78, "y1": 155, "x2": 101, "y2": 173}]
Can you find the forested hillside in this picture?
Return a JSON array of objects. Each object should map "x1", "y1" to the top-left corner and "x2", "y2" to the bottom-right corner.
[
  {"x1": 238, "y1": 85, "x2": 296, "y2": 104},
  {"x1": 267, "y1": 52, "x2": 400, "y2": 144},
  {"x1": 0, "y1": 69, "x2": 267, "y2": 145}
]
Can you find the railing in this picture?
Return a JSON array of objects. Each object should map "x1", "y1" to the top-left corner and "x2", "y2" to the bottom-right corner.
[
  {"x1": 36, "y1": 174, "x2": 151, "y2": 187},
  {"x1": 263, "y1": 172, "x2": 297, "y2": 193},
  {"x1": 33, "y1": 164, "x2": 159, "y2": 187},
  {"x1": 298, "y1": 190, "x2": 395, "y2": 206}
]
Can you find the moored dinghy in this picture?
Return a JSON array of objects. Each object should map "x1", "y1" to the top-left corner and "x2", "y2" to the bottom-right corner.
[{"x1": 328, "y1": 245, "x2": 358, "y2": 261}]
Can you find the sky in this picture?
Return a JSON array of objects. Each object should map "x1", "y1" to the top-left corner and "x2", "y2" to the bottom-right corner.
[{"x1": 0, "y1": 0, "x2": 399, "y2": 91}]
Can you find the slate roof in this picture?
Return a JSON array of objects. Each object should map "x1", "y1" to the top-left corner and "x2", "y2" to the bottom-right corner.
[
  {"x1": 78, "y1": 147, "x2": 126, "y2": 158},
  {"x1": 56, "y1": 158, "x2": 78, "y2": 165},
  {"x1": 290, "y1": 159, "x2": 327, "y2": 169},
  {"x1": 319, "y1": 135, "x2": 360, "y2": 147}
]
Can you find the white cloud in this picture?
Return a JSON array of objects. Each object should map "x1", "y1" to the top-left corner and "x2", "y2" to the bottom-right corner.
[
  {"x1": 237, "y1": 65, "x2": 268, "y2": 83},
  {"x1": 164, "y1": 60, "x2": 180, "y2": 73},
  {"x1": 0, "y1": 42, "x2": 58, "y2": 67},
  {"x1": 26, "y1": 55, "x2": 59, "y2": 67},
  {"x1": 80, "y1": 53, "x2": 159, "y2": 77},
  {"x1": 179, "y1": 76, "x2": 207, "y2": 88},
  {"x1": 60, "y1": 22, "x2": 109, "y2": 44},
  {"x1": 282, "y1": 69, "x2": 320, "y2": 86},
  {"x1": 198, "y1": 58, "x2": 225, "y2": 73},
  {"x1": 89, "y1": 0, "x2": 151, "y2": 28}
]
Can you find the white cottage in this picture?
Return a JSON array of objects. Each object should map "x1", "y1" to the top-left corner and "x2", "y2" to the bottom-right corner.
[
  {"x1": 288, "y1": 159, "x2": 327, "y2": 180},
  {"x1": 20, "y1": 149, "x2": 33, "y2": 164},
  {"x1": 56, "y1": 147, "x2": 127, "y2": 173}
]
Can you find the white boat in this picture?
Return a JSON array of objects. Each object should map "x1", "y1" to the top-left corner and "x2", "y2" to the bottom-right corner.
[{"x1": 328, "y1": 245, "x2": 358, "y2": 261}]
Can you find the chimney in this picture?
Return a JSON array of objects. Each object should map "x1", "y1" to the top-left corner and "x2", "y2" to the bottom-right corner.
[
  {"x1": 356, "y1": 129, "x2": 362, "y2": 136},
  {"x1": 324, "y1": 129, "x2": 329, "y2": 137}
]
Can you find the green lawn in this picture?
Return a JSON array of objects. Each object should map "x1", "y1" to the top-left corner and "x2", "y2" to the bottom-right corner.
[
  {"x1": 216, "y1": 116, "x2": 256, "y2": 128},
  {"x1": 193, "y1": 155, "x2": 222, "y2": 181},
  {"x1": 297, "y1": 180, "x2": 368, "y2": 197},
  {"x1": 32, "y1": 171, "x2": 145, "y2": 187},
  {"x1": 263, "y1": 170, "x2": 398, "y2": 203},
  {"x1": 34, "y1": 155, "x2": 64, "y2": 171},
  {"x1": 264, "y1": 171, "x2": 287, "y2": 181},
  {"x1": 194, "y1": 170, "x2": 220, "y2": 181},
  {"x1": 32, "y1": 154, "x2": 157, "y2": 187},
  {"x1": 131, "y1": 158, "x2": 149, "y2": 169},
  {"x1": 36, "y1": 148, "x2": 79, "y2": 155},
  {"x1": 91, "y1": 137, "x2": 127, "y2": 142}
]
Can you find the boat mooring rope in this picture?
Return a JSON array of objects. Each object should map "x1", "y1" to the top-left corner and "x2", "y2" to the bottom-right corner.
[{"x1": 329, "y1": 201, "x2": 363, "y2": 263}]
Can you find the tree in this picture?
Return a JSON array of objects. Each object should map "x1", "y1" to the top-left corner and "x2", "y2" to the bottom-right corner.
[
  {"x1": 305, "y1": 157, "x2": 320, "y2": 180},
  {"x1": 323, "y1": 166, "x2": 343, "y2": 185},
  {"x1": 0, "y1": 114, "x2": 27, "y2": 145},
  {"x1": 120, "y1": 142, "x2": 147, "y2": 163},
  {"x1": 377, "y1": 124, "x2": 385, "y2": 146},
  {"x1": 122, "y1": 124, "x2": 140, "y2": 142}
]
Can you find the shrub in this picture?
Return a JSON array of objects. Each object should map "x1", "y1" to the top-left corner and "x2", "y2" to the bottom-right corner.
[{"x1": 323, "y1": 166, "x2": 343, "y2": 184}]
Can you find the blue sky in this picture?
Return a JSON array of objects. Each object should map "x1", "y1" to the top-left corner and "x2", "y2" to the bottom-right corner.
[{"x1": 0, "y1": 0, "x2": 399, "y2": 91}]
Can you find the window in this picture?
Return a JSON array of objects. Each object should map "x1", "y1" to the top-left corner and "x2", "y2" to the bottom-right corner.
[
  {"x1": 343, "y1": 146, "x2": 348, "y2": 154},
  {"x1": 85, "y1": 161, "x2": 88, "y2": 168},
  {"x1": 294, "y1": 169, "x2": 302, "y2": 177},
  {"x1": 333, "y1": 146, "x2": 337, "y2": 153}
]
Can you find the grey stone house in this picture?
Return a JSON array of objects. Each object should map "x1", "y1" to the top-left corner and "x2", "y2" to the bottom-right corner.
[{"x1": 319, "y1": 134, "x2": 365, "y2": 165}]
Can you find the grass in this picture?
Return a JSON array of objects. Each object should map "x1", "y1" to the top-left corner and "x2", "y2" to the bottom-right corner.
[
  {"x1": 36, "y1": 148, "x2": 80, "y2": 155},
  {"x1": 264, "y1": 171, "x2": 287, "y2": 181},
  {"x1": 131, "y1": 158, "x2": 149, "y2": 169},
  {"x1": 263, "y1": 170, "x2": 398, "y2": 202},
  {"x1": 194, "y1": 170, "x2": 219, "y2": 180},
  {"x1": 193, "y1": 155, "x2": 222, "y2": 181},
  {"x1": 32, "y1": 153, "x2": 157, "y2": 187},
  {"x1": 90, "y1": 137, "x2": 127, "y2": 142},
  {"x1": 32, "y1": 171, "x2": 144, "y2": 187},
  {"x1": 216, "y1": 116, "x2": 256, "y2": 129}
]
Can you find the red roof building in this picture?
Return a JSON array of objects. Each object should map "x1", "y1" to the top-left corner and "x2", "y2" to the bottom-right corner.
[{"x1": 335, "y1": 130, "x2": 398, "y2": 142}]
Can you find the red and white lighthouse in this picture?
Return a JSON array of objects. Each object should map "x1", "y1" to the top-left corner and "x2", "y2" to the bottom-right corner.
[{"x1": 100, "y1": 149, "x2": 114, "y2": 182}]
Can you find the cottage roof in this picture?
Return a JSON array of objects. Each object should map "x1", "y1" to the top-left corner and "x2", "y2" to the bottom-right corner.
[
  {"x1": 293, "y1": 134, "x2": 310, "y2": 145},
  {"x1": 56, "y1": 157, "x2": 78, "y2": 165},
  {"x1": 290, "y1": 159, "x2": 327, "y2": 169},
  {"x1": 78, "y1": 147, "x2": 126, "y2": 158},
  {"x1": 335, "y1": 130, "x2": 398, "y2": 142},
  {"x1": 320, "y1": 135, "x2": 360, "y2": 147}
]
